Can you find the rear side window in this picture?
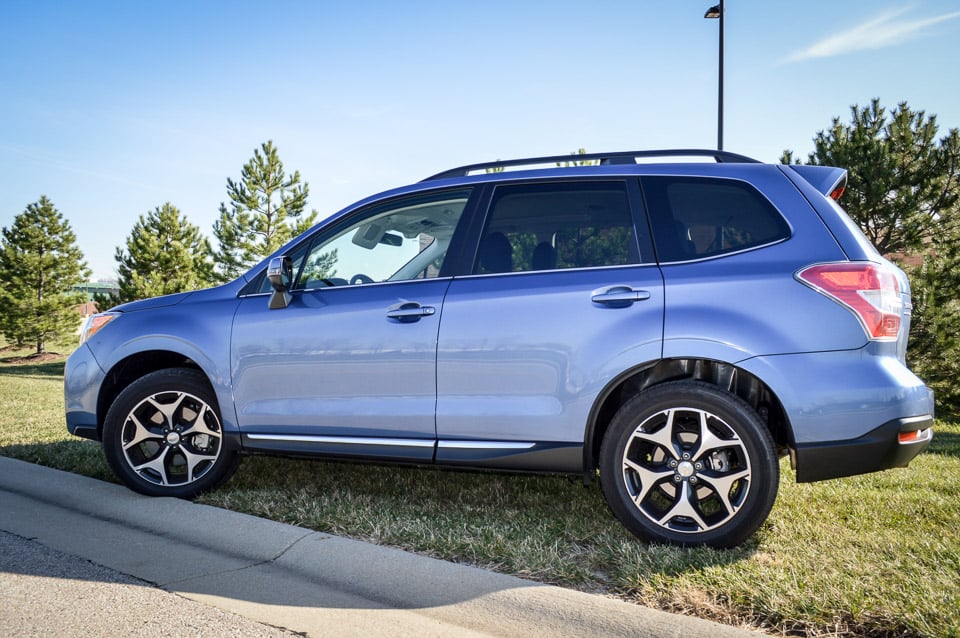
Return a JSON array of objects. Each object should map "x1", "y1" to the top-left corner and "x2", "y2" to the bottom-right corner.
[
  {"x1": 643, "y1": 176, "x2": 790, "y2": 263},
  {"x1": 474, "y1": 181, "x2": 641, "y2": 274}
]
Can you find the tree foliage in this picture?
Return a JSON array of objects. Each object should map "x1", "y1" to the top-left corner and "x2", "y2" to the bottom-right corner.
[
  {"x1": 114, "y1": 203, "x2": 214, "y2": 303},
  {"x1": 907, "y1": 234, "x2": 960, "y2": 413},
  {"x1": 211, "y1": 140, "x2": 318, "y2": 282},
  {"x1": 784, "y1": 99, "x2": 960, "y2": 413},
  {"x1": 782, "y1": 99, "x2": 960, "y2": 255},
  {"x1": 0, "y1": 197, "x2": 90, "y2": 353},
  {"x1": 556, "y1": 148, "x2": 598, "y2": 167}
]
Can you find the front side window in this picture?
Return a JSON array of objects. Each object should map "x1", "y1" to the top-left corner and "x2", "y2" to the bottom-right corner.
[
  {"x1": 474, "y1": 181, "x2": 639, "y2": 274},
  {"x1": 293, "y1": 189, "x2": 471, "y2": 289},
  {"x1": 642, "y1": 176, "x2": 790, "y2": 263}
]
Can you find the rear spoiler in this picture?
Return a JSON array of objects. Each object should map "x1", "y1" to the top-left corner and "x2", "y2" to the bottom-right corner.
[{"x1": 786, "y1": 165, "x2": 848, "y2": 200}]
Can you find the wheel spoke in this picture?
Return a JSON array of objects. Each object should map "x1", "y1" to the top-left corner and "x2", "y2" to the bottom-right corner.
[
  {"x1": 623, "y1": 457, "x2": 674, "y2": 504},
  {"x1": 179, "y1": 403, "x2": 220, "y2": 439},
  {"x1": 658, "y1": 481, "x2": 709, "y2": 531},
  {"x1": 694, "y1": 410, "x2": 740, "y2": 458},
  {"x1": 122, "y1": 413, "x2": 163, "y2": 451},
  {"x1": 133, "y1": 447, "x2": 172, "y2": 485},
  {"x1": 631, "y1": 409, "x2": 679, "y2": 458},
  {"x1": 146, "y1": 392, "x2": 188, "y2": 427},
  {"x1": 699, "y1": 468, "x2": 750, "y2": 517},
  {"x1": 179, "y1": 447, "x2": 219, "y2": 482}
]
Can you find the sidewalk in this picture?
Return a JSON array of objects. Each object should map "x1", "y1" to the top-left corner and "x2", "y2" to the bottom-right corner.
[{"x1": 0, "y1": 456, "x2": 762, "y2": 637}]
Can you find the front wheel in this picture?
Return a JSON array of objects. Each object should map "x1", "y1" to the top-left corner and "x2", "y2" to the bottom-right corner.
[
  {"x1": 599, "y1": 381, "x2": 779, "y2": 548},
  {"x1": 102, "y1": 368, "x2": 240, "y2": 498}
]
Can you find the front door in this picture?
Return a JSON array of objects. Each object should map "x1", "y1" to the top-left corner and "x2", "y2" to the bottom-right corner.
[{"x1": 231, "y1": 188, "x2": 473, "y2": 462}]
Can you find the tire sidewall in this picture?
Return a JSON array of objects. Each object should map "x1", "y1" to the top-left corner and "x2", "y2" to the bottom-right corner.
[
  {"x1": 600, "y1": 381, "x2": 779, "y2": 548},
  {"x1": 102, "y1": 368, "x2": 238, "y2": 499}
]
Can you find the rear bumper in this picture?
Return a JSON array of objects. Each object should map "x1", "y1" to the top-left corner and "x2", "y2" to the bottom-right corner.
[{"x1": 794, "y1": 415, "x2": 934, "y2": 482}]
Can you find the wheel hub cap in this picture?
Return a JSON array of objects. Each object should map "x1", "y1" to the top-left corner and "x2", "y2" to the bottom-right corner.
[
  {"x1": 620, "y1": 406, "x2": 752, "y2": 535},
  {"x1": 120, "y1": 390, "x2": 222, "y2": 487}
]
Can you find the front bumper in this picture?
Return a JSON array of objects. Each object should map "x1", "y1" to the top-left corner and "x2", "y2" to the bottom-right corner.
[
  {"x1": 64, "y1": 343, "x2": 105, "y2": 441},
  {"x1": 794, "y1": 415, "x2": 934, "y2": 482}
]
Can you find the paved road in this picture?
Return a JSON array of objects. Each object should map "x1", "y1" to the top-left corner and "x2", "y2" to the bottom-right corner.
[
  {"x1": 0, "y1": 530, "x2": 293, "y2": 637},
  {"x1": 0, "y1": 456, "x2": 763, "y2": 637}
]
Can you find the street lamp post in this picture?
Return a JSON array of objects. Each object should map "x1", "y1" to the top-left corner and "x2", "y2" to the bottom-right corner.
[{"x1": 704, "y1": 2, "x2": 724, "y2": 151}]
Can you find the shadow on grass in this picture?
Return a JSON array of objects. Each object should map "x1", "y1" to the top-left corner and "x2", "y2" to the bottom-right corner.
[
  {"x1": 0, "y1": 359, "x2": 66, "y2": 378},
  {"x1": 928, "y1": 430, "x2": 960, "y2": 458},
  {"x1": 0, "y1": 439, "x2": 113, "y2": 484}
]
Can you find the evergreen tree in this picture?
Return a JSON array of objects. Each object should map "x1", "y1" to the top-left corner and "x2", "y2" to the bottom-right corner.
[
  {"x1": 115, "y1": 203, "x2": 214, "y2": 303},
  {"x1": 781, "y1": 99, "x2": 960, "y2": 255},
  {"x1": 211, "y1": 140, "x2": 318, "y2": 282},
  {"x1": 907, "y1": 232, "x2": 960, "y2": 414},
  {"x1": 0, "y1": 197, "x2": 90, "y2": 354}
]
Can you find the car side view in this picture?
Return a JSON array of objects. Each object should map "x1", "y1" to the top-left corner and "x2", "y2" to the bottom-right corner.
[{"x1": 65, "y1": 149, "x2": 934, "y2": 548}]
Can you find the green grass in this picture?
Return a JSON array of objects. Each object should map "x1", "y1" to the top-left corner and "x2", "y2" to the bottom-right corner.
[{"x1": 2, "y1": 347, "x2": 958, "y2": 637}]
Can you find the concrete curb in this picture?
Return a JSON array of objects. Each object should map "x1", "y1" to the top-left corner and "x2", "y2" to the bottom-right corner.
[{"x1": 0, "y1": 457, "x2": 762, "y2": 637}]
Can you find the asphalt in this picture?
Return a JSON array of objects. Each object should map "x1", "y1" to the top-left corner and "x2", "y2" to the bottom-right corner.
[{"x1": 0, "y1": 456, "x2": 763, "y2": 637}]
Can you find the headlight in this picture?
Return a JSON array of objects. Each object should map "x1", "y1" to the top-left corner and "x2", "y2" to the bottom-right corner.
[{"x1": 79, "y1": 311, "x2": 121, "y2": 345}]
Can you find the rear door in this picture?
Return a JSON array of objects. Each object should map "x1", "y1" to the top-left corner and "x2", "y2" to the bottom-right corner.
[{"x1": 435, "y1": 179, "x2": 664, "y2": 472}]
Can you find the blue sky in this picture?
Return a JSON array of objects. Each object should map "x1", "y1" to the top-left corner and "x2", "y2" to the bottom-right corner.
[{"x1": 3, "y1": 1, "x2": 960, "y2": 280}]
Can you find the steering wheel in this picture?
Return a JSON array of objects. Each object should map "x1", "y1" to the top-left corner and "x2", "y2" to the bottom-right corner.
[{"x1": 350, "y1": 273, "x2": 374, "y2": 285}]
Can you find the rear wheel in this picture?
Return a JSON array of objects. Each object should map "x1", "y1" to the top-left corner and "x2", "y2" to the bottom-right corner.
[
  {"x1": 102, "y1": 368, "x2": 240, "y2": 498},
  {"x1": 599, "y1": 380, "x2": 778, "y2": 548}
]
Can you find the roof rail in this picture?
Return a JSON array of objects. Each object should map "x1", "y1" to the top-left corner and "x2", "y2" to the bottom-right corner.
[{"x1": 422, "y1": 149, "x2": 760, "y2": 182}]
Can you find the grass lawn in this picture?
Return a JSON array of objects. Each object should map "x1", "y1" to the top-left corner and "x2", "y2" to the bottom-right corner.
[{"x1": 1, "y1": 347, "x2": 957, "y2": 637}]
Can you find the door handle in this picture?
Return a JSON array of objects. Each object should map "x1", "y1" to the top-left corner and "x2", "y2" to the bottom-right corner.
[
  {"x1": 591, "y1": 286, "x2": 651, "y2": 307},
  {"x1": 386, "y1": 302, "x2": 436, "y2": 323}
]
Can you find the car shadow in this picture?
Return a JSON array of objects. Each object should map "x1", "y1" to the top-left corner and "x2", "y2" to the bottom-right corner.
[{"x1": 927, "y1": 429, "x2": 960, "y2": 458}]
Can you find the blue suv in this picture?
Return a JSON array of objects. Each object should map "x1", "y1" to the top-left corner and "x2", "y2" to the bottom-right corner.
[{"x1": 65, "y1": 150, "x2": 934, "y2": 547}]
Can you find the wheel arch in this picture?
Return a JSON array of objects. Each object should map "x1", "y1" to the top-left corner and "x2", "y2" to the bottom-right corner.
[
  {"x1": 96, "y1": 351, "x2": 212, "y2": 439},
  {"x1": 583, "y1": 358, "x2": 793, "y2": 481}
]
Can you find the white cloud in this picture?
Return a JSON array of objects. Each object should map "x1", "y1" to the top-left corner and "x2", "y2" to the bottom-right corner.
[{"x1": 786, "y1": 7, "x2": 960, "y2": 62}]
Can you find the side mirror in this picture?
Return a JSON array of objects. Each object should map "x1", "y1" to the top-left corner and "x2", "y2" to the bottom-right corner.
[{"x1": 267, "y1": 256, "x2": 293, "y2": 310}]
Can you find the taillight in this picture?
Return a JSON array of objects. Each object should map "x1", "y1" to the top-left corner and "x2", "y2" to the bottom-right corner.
[{"x1": 796, "y1": 262, "x2": 901, "y2": 341}]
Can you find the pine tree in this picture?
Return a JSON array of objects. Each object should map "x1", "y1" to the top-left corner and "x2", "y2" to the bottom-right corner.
[
  {"x1": 907, "y1": 233, "x2": 960, "y2": 414},
  {"x1": 115, "y1": 203, "x2": 214, "y2": 303},
  {"x1": 211, "y1": 140, "x2": 318, "y2": 282},
  {"x1": 0, "y1": 197, "x2": 90, "y2": 354},
  {"x1": 781, "y1": 99, "x2": 960, "y2": 255}
]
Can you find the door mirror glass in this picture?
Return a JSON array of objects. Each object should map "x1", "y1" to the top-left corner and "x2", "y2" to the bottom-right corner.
[{"x1": 267, "y1": 256, "x2": 293, "y2": 309}]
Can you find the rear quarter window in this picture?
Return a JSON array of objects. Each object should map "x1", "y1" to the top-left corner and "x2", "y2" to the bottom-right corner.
[{"x1": 642, "y1": 176, "x2": 790, "y2": 263}]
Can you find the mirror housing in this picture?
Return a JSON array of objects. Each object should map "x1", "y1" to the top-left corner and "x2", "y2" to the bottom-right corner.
[{"x1": 267, "y1": 256, "x2": 293, "y2": 309}]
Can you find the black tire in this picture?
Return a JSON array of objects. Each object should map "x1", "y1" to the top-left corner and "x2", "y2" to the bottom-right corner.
[
  {"x1": 599, "y1": 380, "x2": 779, "y2": 548},
  {"x1": 102, "y1": 368, "x2": 241, "y2": 498}
]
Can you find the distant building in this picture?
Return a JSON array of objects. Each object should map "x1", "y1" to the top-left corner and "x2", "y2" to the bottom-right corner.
[
  {"x1": 74, "y1": 280, "x2": 119, "y2": 301},
  {"x1": 73, "y1": 280, "x2": 120, "y2": 319}
]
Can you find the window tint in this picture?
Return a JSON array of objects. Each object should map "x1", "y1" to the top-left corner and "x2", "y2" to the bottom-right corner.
[
  {"x1": 642, "y1": 176, "x2": 790, "y2": 263},
  {"x1": 475, "y1": 181, "x2": 639, "y2": 274}
]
